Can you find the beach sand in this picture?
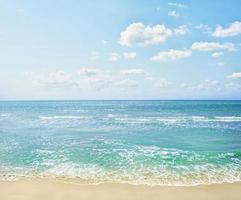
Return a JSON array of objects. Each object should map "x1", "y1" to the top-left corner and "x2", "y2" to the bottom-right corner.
[{"x1": 0, "y1": 179, "x2": 241, "y2": 200}]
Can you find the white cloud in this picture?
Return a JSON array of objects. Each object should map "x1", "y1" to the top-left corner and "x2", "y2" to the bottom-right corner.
[
  {"x1": 120, "y1": 68, "x2": 145, "y2": 76},
  {"x1": 78, "y1": 69, "x2": 113, "y2": 89},
  {"x1": 168, "y1": 2, "x2": 188, "y2": 8},
  {"x1": 151, "y1": 49, "x2": 192, "y2": 61},
  {"x1": 153, "y1": 79, "x2": 170, "y2": 88},
  {"x1": 212, "y1": 21, "x2": 241, "y2": 37},
  {"x1": 90, "y1": 51, "x2": 99, "y2": 60},
  {"x1": 43, "y1": 71, "x2": 76, "y2": 88},
  {"x1": 78, "y1": 68, "x2": 99, "y2": 76},
  {"x1": 26, "y1": 68, "x2": 172, "y2": 92},
  {"x1": 227, "y1": 72, "x2": 241, "y2": 79},
  {"x1": 181, "y1": 81, "x2": 221, "y2": 91},
  {"x1": 180, "y1": 83, "x2": 187, "y2": 88},
  {"x1": 108, "y1": 52, "x2": 137, "y2": 61},
  {"x1": 193, "y1": 80, "x2": 220, "y2": 90},
  {"x1": 225, "y1": 82, "x2": 241, "y2": 90},
  {"x1": 115, "y1": 79, "x2": 138, "y2": 87},
  {"x1": 27, "y1": 71, "x2": 77, "y2": 89},
  {"x1": 84, "y1": 77, "x2": 113, "y2": 89},
  {"x1": 101, "y1": 40, "x2": 107, "y2": 45},
  {"x1": 217, "y1": 61, "x2": 225, "y2": 66},
  {"x1": 212, "y1": 52, "x2": 224, "y2": 58},
  {"x1": 191, "y1": 42, "x2": 235, "y2": 51},
  {"x1": 145, "y1": 76, "x2": 154, "y2": 81},
  {"x1": 195, "y1": 24, "x2": 211, "y2": 34},
  {"x1": 109, "y1": 53, "x2": 121, "y2": 61},
  {"x1": 119, "y1": 22, "x2": 172, "y2": 47},
  {"x1": 168, "y1": 10, "x2": 179, "y2": 17},
  {"x1": 174, "y1": 25, "x2": 189, "y2": 35},
  {"x1": 123, "y1": 52, "x2": 136, "y2": 59}
]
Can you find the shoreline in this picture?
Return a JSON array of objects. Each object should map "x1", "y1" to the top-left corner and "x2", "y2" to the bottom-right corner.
[{"x1": 1, "y1": 178, "x2": 241, "y2": 200}]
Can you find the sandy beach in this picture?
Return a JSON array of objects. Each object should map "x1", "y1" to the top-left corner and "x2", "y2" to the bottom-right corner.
[{"x1": 0, "y1": 179, "x2": 241, "y2": 200}]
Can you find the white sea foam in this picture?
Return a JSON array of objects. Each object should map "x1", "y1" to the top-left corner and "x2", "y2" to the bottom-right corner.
[
  {"x1": 38, "y1": 161, "x2": 241, "y2": 186},
  {"x1": 191, "y1": 116, "x2": 210, "y2": 121},
  {"x1": 63, "y1": 109, "x2": 89, "y2": 113},
  {"x1": 114, "y1": 117, "x2": 151, "y2": 124},
  {"x1": 1, "y1": 150, "x2": 241, "y2": 186},
  {"x1": 155, "y1": 117, "x2": 182, "y2": 124},
  {"x1": 109, "y1": 115, "x2": 241, "y2": 125},
  {"x1": 107, "y1": 114, "x2": 115, "y2": 118},
  {"x1": 45, "y1": 163, "x2": 106, "y2": 181},
  {"x1": 0, "y1": 113, "x2": 10, "y2": 117},
  {"x1": 39, "y1": 116, "x2": 91, "y2": 120},
  {"x1": 190, "y1": 116, "x2": 241, "y2": 122},
  {"x1": 156, "y1": 116, "x2": 241, "y2": 123},
  {"x1": 214, "y1": 116, "x2": 241, "y2": 122}
]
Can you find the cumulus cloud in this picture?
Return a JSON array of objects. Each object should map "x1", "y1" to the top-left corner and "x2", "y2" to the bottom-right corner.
[
  {"x1": 211, "y1": 52, "x2": 224, "y2": 58},
  {"x1": 101, "y1": 40, "x2": 107, "y2": 45},
  {"x1": 227, "y1": 72, "x2": 241, "y2": 79},
  {"x1": 153, "y1": 79, "x2": 170, "y2": 88},
  {"x1": 212, "y1": 21, "x2": 241, "y2": 37},
  {"x1": 78, "y1": 68, "x2": 99, "y2": 76},
  {"x1": 174, "y1": 25, "x2": 189, "y2": 35},
  {"x1": 180, "y1": 83, "x2": 187, "y2": 88},
  {"x1": 191, "y1": 42, "x2": 235, "y2": 51},
  {"x1": 168, "y1": 10, "x2": 180, "y2": 17},
  {"x1": 168, "y1": 2, "x2": 188, "y2": 8},
  {"x1": 26, "y1": 69, "x2": 113, "y2": 90},
  {"x1": 90, "y1": 51, "x2": 99, "y2": 60},
  {"x1": 108, "y1": 52, "x2": 137, "y2": 61},
  {"x1": 217, "y1": 61, "x2": 225, "y2": 66},
  {"x1": 145, "y1": 76, "x2": 155, "y2": 81},
  {"x1": 119, "y1": 22, "x2": 172, "y2": 47},
  {"x1": 109, "y1": 53, "x2": 121, "y2": 61},
  {"x1": 225, "y1": 82, "x2": 241, "y2": 90},
  {"x1": 123, "y1": 52, "x2": 136, "y2": 59},
  {"x1": 115, "y1": 79, "x2": 138, "y2": 87},
  {"x1": 120, "y1": 68, "x2": 145, "y2": 76},
  {"x1": 85, "y1": 77, "x2": 113, "y2": 89},
  {"x1": 151, "y1": 49, "x2": 192, "y2": 61},
  {"x1": 77, "y1": 68, "x2": 114, "y2": 89},
  {"x1": 26, "y1": 71, "x2": 77, "y2": 89},
  {"x1": 25, "y1": 68, "x2": 173, "y2": 93},
  {"x1": 195, "y1": 24, "x2": 211, "y2": 34},
  {"x1": 192, "y1": 80, "x2": 220, "y2": 90}
]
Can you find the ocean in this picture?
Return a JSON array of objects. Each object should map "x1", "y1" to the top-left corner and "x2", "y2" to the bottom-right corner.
[{"x1": 0, "y1": 100, "x2": 241, "y2": 186}]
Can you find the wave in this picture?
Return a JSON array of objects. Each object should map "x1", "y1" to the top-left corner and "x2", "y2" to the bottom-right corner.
[
  {"x1": 0, "y1": 113, "x2": 10, "y2": 117},
  {"x1": 1, "y1": 145, "x2": 241, "y2": 186},
  {"x1": 214, "y1": 116, "x2": 241, "y2": 122},
  {"x1": 111, "y1": 116, "x2": 241, "y2": 124},
  {"x1": 1, "y1": 161, "x2": 241, "y2": 186},
  {"x1": 39, "y1": 116, "x2": 91, "y2": 120},
  {"x1": 63, "y1": 109, "x2": 89, "y2": 113}
]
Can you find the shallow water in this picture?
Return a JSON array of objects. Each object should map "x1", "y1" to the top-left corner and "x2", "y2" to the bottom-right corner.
[{"x1": 0, "y1": 100, "x2": 241, "y2": 185}]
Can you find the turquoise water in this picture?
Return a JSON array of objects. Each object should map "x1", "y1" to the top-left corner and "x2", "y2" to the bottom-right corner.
[{"x1": 0, "y1": 100, "x2": 241, "y2": 186}]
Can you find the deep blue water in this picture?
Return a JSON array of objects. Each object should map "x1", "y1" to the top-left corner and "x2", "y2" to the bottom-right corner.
[{"x1": 0, "y1": 100, "x2": 241, "y2": 185}]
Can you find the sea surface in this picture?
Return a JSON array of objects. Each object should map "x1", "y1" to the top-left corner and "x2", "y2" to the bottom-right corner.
[{"x1": 0, "y1": 100, "x2": 241, "y2": 186}]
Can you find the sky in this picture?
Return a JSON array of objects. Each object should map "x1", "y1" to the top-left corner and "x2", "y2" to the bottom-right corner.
[{"x1": 0, "y1": 0, "x2": 241, "y2": 100}]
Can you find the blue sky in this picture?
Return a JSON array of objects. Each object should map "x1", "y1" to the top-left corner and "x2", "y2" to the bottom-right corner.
[{"x1": 0, "y1": 0, "x2": 241, "y2": 100}]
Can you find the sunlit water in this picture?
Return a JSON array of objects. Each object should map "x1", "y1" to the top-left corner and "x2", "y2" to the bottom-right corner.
[{"x1": 0, "y1": 100, "x2": 241, "y2": 186}]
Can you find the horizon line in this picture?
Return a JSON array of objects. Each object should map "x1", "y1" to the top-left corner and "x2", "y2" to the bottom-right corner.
[{"x1": 0, "y1": 99, "x2": 241, "y2": 101}]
